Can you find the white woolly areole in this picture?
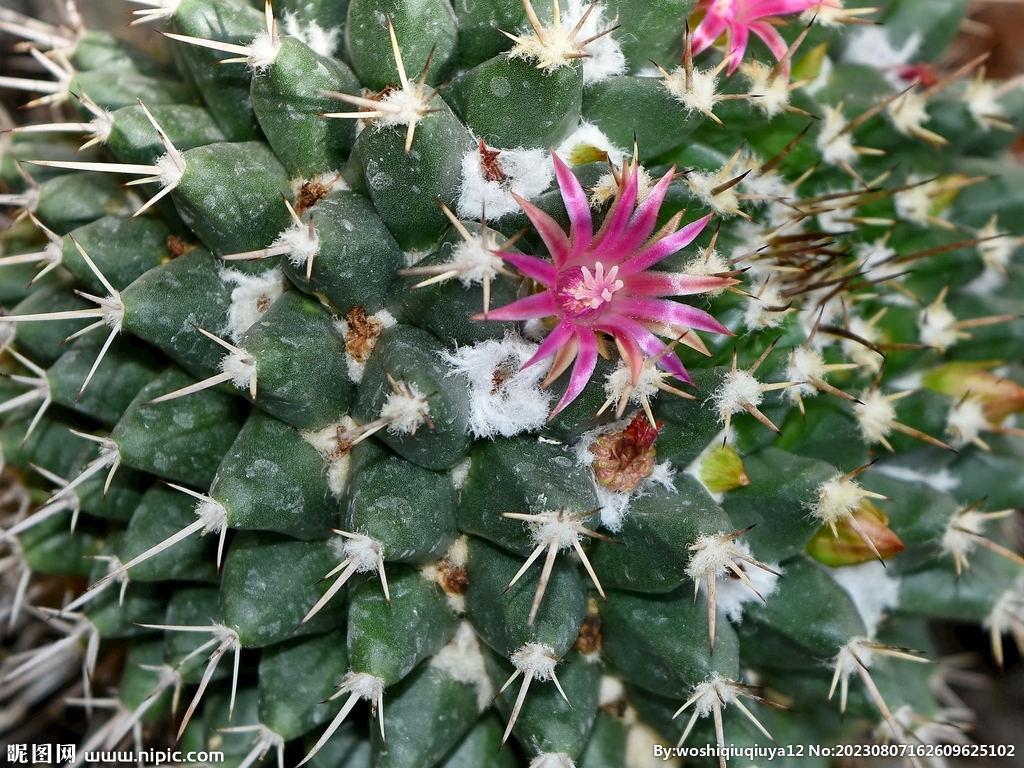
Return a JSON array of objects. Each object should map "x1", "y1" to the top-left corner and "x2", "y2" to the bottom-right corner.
[
  {"x1": 689, "y1": 538, "x2": 782, "y2": 622},
  {"x1": 918, "y1": 301, "x2": 958, "y2": 350},
  {"x1": 156, "y1": 153, "x2": 185, "y2": 190},
  {"x1": 219, "y1": 346, "x2": 257, "y2": 392},
  {"x1": 375, "y1": 88, "x2": 430, "y2": 128},
  {"x1": 854, "y1": 389, "x2": 896, "y2": 444},
  {"x1": 841, "y1": 27, "x2": 920, "y2": 88},
  {"x1": 941, "y1": 508, "x2": 991, "y2": 563},
  {"x1": 692, "y1": 675, "x2": 739, "y2": 717},
  {"x1": 816, "y1": 106, "x2": 858, "y2": 167},
  {"x1": 978, "y1": 233, "x2": 1017, "y2": 273},
  {"x1": 787, "y1": 347, "x2": 827, "y2": 401},
  {"x1": 684, "y1": 248, "x2": 730, "y2": 294},
  {"x1": 509, "y1": 0, "x2": 624, "y2": 83},
  {"x1": 812, "y1": 473, "x2": 867, "y2": 526},
  {"x1": 511, "y1": 642, "x2": 559, "y2": 681},
  {"x1": 430, "y1": 622, "x2": 494, "y2": 711},
  {"x1": 857, "y1": 237, "x2": 901, "y2": 281},
  {"x1": 275, "y1": 221, "x2": 320, "y2": 270},
  {"x1": 446, "y1": 238, "x2": 504, "y2": 287},
  {"x1": 457, "y1": 146, "x2": 553, "y2": 220},
  {"x1": 342, "y1": 671, "x2": 385, "y2": 702},
  {"x1": 983, "y1": 584, "x2": 1024, "y2": 638},
  {"x1": 832, "y1": 637, "x2": 876, "y2": 680},
  {"x1": 663, "y1": 66, "x2": 720, "y2": 116},
  {"x1": 195, "y1": 497, "x2": 228, "y2": 534},
  {"x1": 965, "y1": 79, "x2": 1005, "y2": 130},
  {"x1": 566, "y1": 0, "x2": 624, "y2": 84},
  {"x1": 380, "y1": 380, "x2": 431, "y2": 435},
  {"x1": 829, "y1": 561, "x2": 901, "y2": 637},
  {"x1": 282, "y1": 11, "x2": 340, "y2": 57},
  {"x1": 686, "y1": 169, "x2": 739, "y2": 217},
  {"x1": 530, "y1": 755, "x2": 575, "y2": 768},
  {"x1": 555, "y1": 122, "x2": 626, "y2": 165},
  {"x1": 844, "y1": 315, "x2": 884, "y2": 372},
  {"x1": 301, "y1": 416, "x2": 356, "y2": 498},
  {"x1": 334, "y1": 532, "x2": 383, "y2": 571},
  {"x1": 440, "y1": 334, "x2": 551, "y2": 438},
  {"x1": 744, "y1": 282, "x2": 789, "y2": 329},
  {"x1": 742, "y1": 61, "x2": 792, "y2": 117},
  {"x1": 888, "y1": 90, "x2": 931, "y2": 137},
  {"x1": 220, "y1": 267, "x2": 286, "y2": 342},
  {"x1": 602, "y1": 359, "x2": 661, "y2": 410},
  {"x1": 247, "y1": 31, "x2": 281, "y2": 72},
  {"x1": 714, "y1": 368, "x2": 763, "y2": 421},
  {"x1": 894, "y1": 179, "x2": 941, "y2": 227},
  {"x1": 946, "y1": 398, "x2": 989, "y2": 448}
]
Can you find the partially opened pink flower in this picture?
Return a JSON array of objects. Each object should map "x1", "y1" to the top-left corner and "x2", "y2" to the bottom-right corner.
[
  {"x1": 477, "y1": 155, "x2": 736, "y2": 417},
  {"x1": 691, "y1": 0, "x2": 824, "y2": 73}
]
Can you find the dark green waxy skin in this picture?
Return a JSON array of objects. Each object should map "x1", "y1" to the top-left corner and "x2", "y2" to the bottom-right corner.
[{"x1": 251, "y1": 36, "x2": 362, "y2": 176}]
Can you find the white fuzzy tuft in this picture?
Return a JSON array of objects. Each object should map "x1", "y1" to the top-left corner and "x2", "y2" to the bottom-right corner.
[
  {"x1": 832, "y1": 637, "x2": 876, "y2": 680},
  {"x1": 946, "y1": 397, "x2": 989, "y2": 448},
  {"x1": 247, "y1": 31, "x2": 281, "y2": 72},
  {"x1": 895, "y1": 178, "x2": 942, "y2": 228},
  {"x1": 334, "y1": 533, "x2": 382, "y2": 572},
  {"x1": 511, "y1": 643, "x2": 559, "y2": 681},
  {"x1": 857, "y1": 237, "x2": 902, "y2": 281},
  {"x1": 380, "y1": 380, "x2": 431, "y2": 435},
  {"x1": 195, "y1": 497, "x2": 228, "y2": 534},
  {"x1": 744, "y1": 282, "x2": 789, "y2": 329},
  {"x1": 275, "y1": 221, "x2": 320, "y2": 271},
  {"x1": 440, "y1": 335, "x2": 551, "y2": 438},
  {"x1": 686, "y1": 168, "x2": 740, "y2": 217},
  {"x1": 965, "y1": 79, "x2": 1006, "y2": 130},
  {"x1": 812, "y1": 473, "x2": 867, "y2": 526},
  {"x1": 301, "y1": 417, "x2": 356, "y2": 499},
  {"x1": 156, "y1": 153, "x2": 185, "y2": 190},
  {"x1": 220, "y1": 268, "x2": 286, "y2": 342},
  {"x1": 602, "y1": 360, "x2": 661, "y2": 411},
  {"x1": 457, "y1": 146, "x2": 553, "y2": 220},
  {"x1": 663, "y1": 66, "x2": 720, "y2": 116},
  {"x1": 448, "y1": 458, "x2": 471, "y2": 489},
  {"x1": 430, "y1": 622, "x2": 494, "y2": 711},
  {"x1": 565, "y1": 0, "x2": 624, "y2": 84},
  {"x1": 714, "y1": 368, "x2": 763, "y2": 419},
  {"x1": 917, "y1": 301, "x2": 959, "y2": 350},
  {"x1": 530, "y1": 755, "x2": 575, "y2": 768},
  {"x1": 336, "y1": 309, "x2": 395, "y2": 385},
  {"x1": 816, "y1": 106, "x2": 858, "y2": 167},
  {"x1": 522, "y1": 508, "x2": 588, "y2": 551},
  {"x1": 219, "y1": 346, "x2": 257, "y2": 392},
  {"x1": 599, "y1": 675, "x2": 624, "y2": 706},
  {"x1": 844, "y1": 315, "x2": 885, "y2": 372},
  {"x1": 742, "y1": 60, "x2": 792, "y2": 117},
  {"x1": 282, "y1": 11, "x2": 340, "y2": 57},
  {"x1": 829, "y1": 561, "x2": 901, "y2": 637},
  {"x1": 691, "y1": 675, "x2": 739, "y2": 717},
  {"x1": 342, "y1": 671, "x2": 385, "y2": 702},
  {"x1": 854, "y1": 389, "x2": 896, "y2": 444},
  {"x1": 888, "y1": 89, "x2": 931, "y2": 137},
  {"x1": 375, "y1": 88, "x2": 430, "y2": 128},
  {"x1": 714, "y1": 548, "x2": 782, "y2": 622},
  {"x1": 787, "y1": 347, "x2": 827, "y2": 401}
]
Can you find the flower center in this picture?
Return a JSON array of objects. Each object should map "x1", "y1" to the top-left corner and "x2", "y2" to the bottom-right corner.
[{"x1": 561, "y1": 262, "x2": 624, "y2": 316}]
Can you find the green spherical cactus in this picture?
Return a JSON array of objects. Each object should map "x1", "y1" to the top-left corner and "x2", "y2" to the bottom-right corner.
[{"x1": 2, "y1": 1, "x2": 1024, "y2": 766}]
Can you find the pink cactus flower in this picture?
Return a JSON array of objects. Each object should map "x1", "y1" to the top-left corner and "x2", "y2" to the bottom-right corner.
[
  {"x1": 477, "y1": 155, "x2": 735, "y2": 418},
  {"x1": 691, "y1": 0, "x2": 824, "y2": 74}
]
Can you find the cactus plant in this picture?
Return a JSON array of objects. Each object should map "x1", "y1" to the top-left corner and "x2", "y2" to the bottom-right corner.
[{"x1": 2, "y1": 0, "x2": 1024, "y2": 766}]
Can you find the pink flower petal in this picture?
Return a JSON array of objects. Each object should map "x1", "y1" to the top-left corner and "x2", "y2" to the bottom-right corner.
[
  {"x1": 499, "y1": 251, "x2": 557, "y2": 286},
  {"x1": 522, "y1": 319, "x2": 575, "y2": 368},
  {"x1": 618, "y1": 213, "x2": 713, "y2": 276},
  {"x1": 748, "y1": 20, "x2": 789, "y2": 61},
  {"x1": 552, "y1": 153, "x2": 593, "y2": 261},
  {"x1": 549, "y1": 329, "x2": 599, "y2": 418},
  {"x1": 602, "y1": 315, "x2": 692, "y2": 382},
  {"x1": 624, "y1": 271, "x2": 735, "y2": 297},
  {"x1": 691, "y1": 10, "x2": 730, "y2": 56},
  {"x1": 473, "y1": 290, "x2": 557, "y2": 322},
  {"x1": 615, "y1": 168, "x2": 676, "y2": 256},
  {"x1": 741, "y1": 0, "x2": 818, "y2": 19},
  {"x1": 511, "y1": 193, "x2": 571, "y2": 266},
  {"x1": 725, "y1": 23, "x2": 751, "y2": 74},
  {"x1": 594, "y1": 161, "x2": 640, "y2": 251},
  {"x1": 615, "y1": 297, "x2": 733, "y2": 336}
]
